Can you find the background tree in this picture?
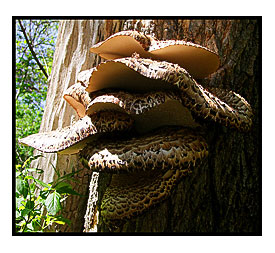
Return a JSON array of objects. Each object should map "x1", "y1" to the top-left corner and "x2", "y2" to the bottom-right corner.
[
  {"x1": 15, "y1": 19, "x2": 70, "y2": 232},
  {"x1": 25, "y1": 19, "x2": 260, "y2": 233},
  {"x1": 16, "y1": 19, "x2": 58, "y2": 164}
]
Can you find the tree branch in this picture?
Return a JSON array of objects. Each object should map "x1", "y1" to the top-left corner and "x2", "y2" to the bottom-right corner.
[
  {"x1": 18, "y1": 20, "x2": 48, "y2": 79},
  {"x1": 16, "y1": 68, "x2": 28, "y2": 100}
]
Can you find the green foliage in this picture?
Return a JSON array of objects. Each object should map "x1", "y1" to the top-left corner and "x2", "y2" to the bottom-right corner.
[
  {"x1": 14, "y1": 20, "x2": 79, "y2": 232},
  {"x1": 16, "y1": 100, "x2": 44, "y2": 162},
  {"x1": 15, "y1": 155, "x2": 83, "y2": 232},
  {"x1": 16, "y1": 19, "x2": 59, "y2": 163}
]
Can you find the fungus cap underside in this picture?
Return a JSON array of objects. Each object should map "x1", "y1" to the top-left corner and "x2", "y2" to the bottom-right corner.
[
  {"x1": 85, "y1": 60, "x2": 177, "y2": 93},
  {"x1": 90, "y1": 31, "x2": 220, "y2": 79}
]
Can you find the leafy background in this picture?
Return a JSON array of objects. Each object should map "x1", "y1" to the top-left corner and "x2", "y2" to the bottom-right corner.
[
  {"x1": 16, "y1": 19, "x2": 58, "y2": 164},
  {"x1": 15, "y1": 19, "x2": 79, "y2": 232}
]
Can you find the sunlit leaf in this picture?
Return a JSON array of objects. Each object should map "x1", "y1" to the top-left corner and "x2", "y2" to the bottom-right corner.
[
  {"x1": 55, "y1": 181, "x2": 81, "y2": 196},
  {"x1": 34, "y1": 178, "x2": 51, "y2": 188},
  {"x1": 21, "y1": 208, "x2": 32, "y2": 217},
  {"x1": 45, "y1": 191, "x2": 61, "y2": 215},
  {"x1": 16, "y1": 177, "x2": 29, "y2": 198}
]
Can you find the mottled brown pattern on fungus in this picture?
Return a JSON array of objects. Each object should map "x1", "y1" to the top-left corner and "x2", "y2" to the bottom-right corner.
[
  {"x1": 81, "y1": 126, "x2": 208, "y2": 221},
  {"x1": 18, "y1": 111, "x2": 134, "y2": 153},
  {"x1": 64, "y1": 85, "x2": 183, "y2": 117},
  {"x1": 85, "y1": 57, "x2": 252, "y2": 131},
  {"x1": 86, "y1": 127, "x2": 208, "y2": 173}
]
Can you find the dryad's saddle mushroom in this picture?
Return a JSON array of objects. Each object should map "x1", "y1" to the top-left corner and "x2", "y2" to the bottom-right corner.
[
  {"x1": 19, "y1": 30, "x2": 253, "y2": 231},
  {"x1": 89, "y1": 30, "x2": 220, "y2": 79}
]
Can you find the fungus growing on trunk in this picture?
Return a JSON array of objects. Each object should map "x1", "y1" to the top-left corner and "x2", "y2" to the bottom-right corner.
[
  {"x1": 83, "y1": 56, "x2": 252, "y2": 131},
  {"x1": 90, "y1": 30, "x2": 220, "y2": 79},
  {"x1": 18, "y1": 30, "x2": 253, "y2": 230},
  {"x1": 18, "y1": 111, "x2": 134, "y2": 154}
]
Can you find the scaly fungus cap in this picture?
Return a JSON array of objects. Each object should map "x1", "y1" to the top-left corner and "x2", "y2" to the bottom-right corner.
[
  {"x1": 80, "y1": 56, "x2": 252, "y2": 131},
  {"x1": 18, "y1": 111, "x2": 134, "y2": 155}
]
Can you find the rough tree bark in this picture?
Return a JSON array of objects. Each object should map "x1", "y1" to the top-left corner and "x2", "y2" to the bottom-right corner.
[{"x1": 33, "y1": 19, "x2": 260, "y2": 233}]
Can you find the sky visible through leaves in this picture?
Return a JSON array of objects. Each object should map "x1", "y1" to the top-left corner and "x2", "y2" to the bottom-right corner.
[{"x1": 16, "y1": 19, "x2": 59, "y2": 163}]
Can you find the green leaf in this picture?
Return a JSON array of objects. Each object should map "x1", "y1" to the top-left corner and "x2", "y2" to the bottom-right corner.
[
  {"x1": 39, "y1": 189, "x2": 49, "y2": 200},
  {"x1": 50, "y1": 162, "x2": 60, "y2": 177},
  {"x1": 16, "y1": 177, "x2": 29, "y2": 198},
  {"x1": 29, "y1": 182, "x2": 36, "y2": 192},
  {"x1": 53, "y1": 220, "x2": 65, "y2": 225},
  {"x1": 54, "y1": 168, "x2": 84, "y2": 182},
  {"x1": 45, "y1": 191, "x2": 61, "y2": 215},
  {"x1": 32, "y1": 220, "x2": 42, "y2": 231},
  {"x1": 21, "y1": 208, "x2": 32, "y2": 217},
  {"x1": 34, "y1": 178, "x2": 50, "y2": 188},
  {"x1": 16, "y1": 195, "x2": 25, "y2": 210},
  {"x1": 55, "y1": 215, "x2": 71, "y2": 225},
  {"x1": 25, "y1": 200, "x2": 35, "y2": 210},
  {"x1": 25, "y1": 175, "x2": 34, "y2": 180},
  {"x1": 26, "y1": 168, "x2": 39, "y2": 173},
  {"x1": 16, "y1": 164, "x2": 22, "y2": 170},
  {"x1": 55, "y1": 181, "x2": 81, "y2": 196},
  {"x1": 22, "y1": 157, "x2": 32, "y2": 168},
  {"x1": 35, "y1": 168, "x2": 44, "y2": 174}
]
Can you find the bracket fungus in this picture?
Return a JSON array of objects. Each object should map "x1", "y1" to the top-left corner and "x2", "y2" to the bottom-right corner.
[
  {"x1": 19, "y1": 111, "x2": 134, "y2": 155},
  {"x1": 90, "y1": 30, "x2": 220, "y2": 79},
  {"x1": 64, "y1": 86, "x2": 200, "y2": 133},
  {"x1": 18, "y1": 30, "x2": 253, "y2": 230}
]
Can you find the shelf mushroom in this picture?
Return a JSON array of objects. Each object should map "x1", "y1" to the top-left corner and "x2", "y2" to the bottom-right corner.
[
  {"x1": 19, "y1": 31, "x2": 253, "y2": 228},
  {"x1": 90, "y1": 30, "x2": 220, "y2": 79}
]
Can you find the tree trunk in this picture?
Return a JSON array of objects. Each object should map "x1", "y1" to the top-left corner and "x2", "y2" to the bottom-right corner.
[
  {"x1": 34, "y1": 19, "x2": 260, "y2": 233},
  {"x1": 32, "y1": 19, "x2": 127, "y2": 232}
]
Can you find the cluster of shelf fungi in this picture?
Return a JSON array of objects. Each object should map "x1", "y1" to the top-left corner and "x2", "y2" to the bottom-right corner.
[{"x1": 19, "y1": 31, "x2": 253, "y2": 232}]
